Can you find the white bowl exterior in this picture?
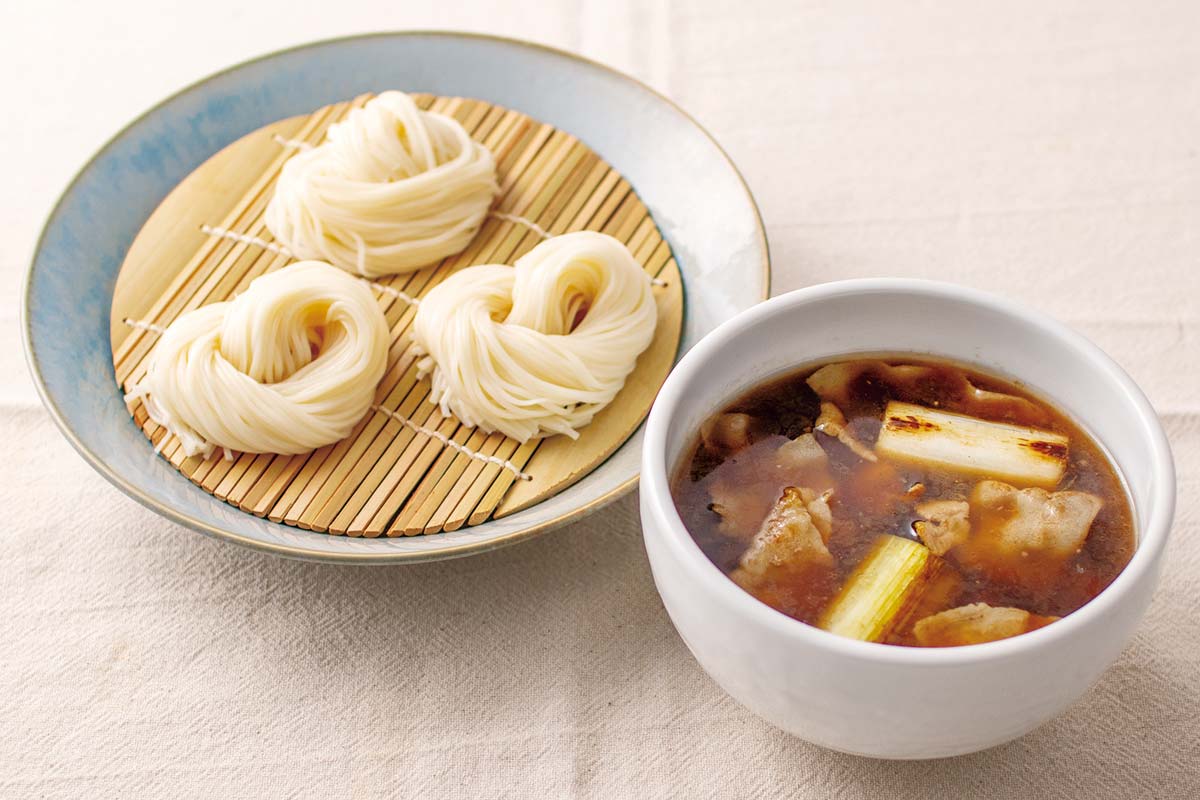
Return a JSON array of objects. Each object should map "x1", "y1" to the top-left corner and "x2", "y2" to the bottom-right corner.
[{"x1": 640, "y1": 280, "x2": 1174, "y2": 758}]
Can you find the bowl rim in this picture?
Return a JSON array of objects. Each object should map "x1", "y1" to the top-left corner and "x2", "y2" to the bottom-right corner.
[
  {"x1": 641, "y1": 277, "x2": 1176, "y2": 665},
  {"x1": 20, "y1": 30, "x2": 770, "y2": 564}
]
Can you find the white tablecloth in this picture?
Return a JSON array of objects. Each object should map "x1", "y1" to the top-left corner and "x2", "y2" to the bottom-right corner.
[{"x1": 4, "y1": 2, "x2": 1198, "y2": 796}]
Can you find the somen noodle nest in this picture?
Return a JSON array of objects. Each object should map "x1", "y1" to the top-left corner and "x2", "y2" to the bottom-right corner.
[
  {"x1": 264, "y1": 91, "x2": 499, "y2": 277},
  {"x1": 411, "y1": 231, "x2": 658, "y2": 442},
  {"x1": 126, "y1": 261, "x2": 390, "y2": 458}
]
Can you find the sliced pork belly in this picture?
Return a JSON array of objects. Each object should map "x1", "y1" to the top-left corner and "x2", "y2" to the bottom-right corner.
[
  {"x1": 710, "y1": 434, "x2": 832, "y2": 538},
  {"x1": 913, "y1": 603, "x2": 1057, "y2": 647},
  {"x1": 970, "y1": 480, "x2": 1102, "y2": 558},
  {"x1": 806, "y1": 360, "x2": 935, "y2": 407},
  {"x1": 709, "y1": 480, "x2": 773, "y2": 539},
  {"x1": 700, "y1": 412, "x2": 755, "y2": 455},
  {"x1": 814, "y1": 401, "x2": 877, "y2": 462},
  {"x1": 913, "y1": 499, "x2": 971, "y2": 556},
  {"x1": 731, "y1": 486, "x2": 834, "y2": 592},
  {"x1": 775, "y1": 433, "x2": 828, "y2": 474}
]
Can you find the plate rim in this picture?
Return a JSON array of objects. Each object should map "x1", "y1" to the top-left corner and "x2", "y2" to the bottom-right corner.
[{"x1": 21, "y1": 30, "x2": 771, "y2": 564}]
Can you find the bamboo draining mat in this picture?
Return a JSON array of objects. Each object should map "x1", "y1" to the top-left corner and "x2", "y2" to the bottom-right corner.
[{"x1": 110, "y1": 94, "x2": 684, "y2": 537}]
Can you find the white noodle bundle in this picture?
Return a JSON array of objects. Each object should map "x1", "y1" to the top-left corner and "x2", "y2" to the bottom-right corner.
[
  {"x1": 264, "y1": 91, "x2": 499, "y2": 277},
  {"x1": 411, "y1": 231, "x2": 658, "y2": 442},
  {"x1": 127, "y1": 261, "x2": 390, "y2": 458}
]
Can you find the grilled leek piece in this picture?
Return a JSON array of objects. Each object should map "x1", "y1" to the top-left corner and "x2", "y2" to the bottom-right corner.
[
  {"x1": 874, "y1": 401, "x2": 1068, "y2": 488},
  {"x1": 818, "y1": 535, "x2": 948, "y2": 642}
]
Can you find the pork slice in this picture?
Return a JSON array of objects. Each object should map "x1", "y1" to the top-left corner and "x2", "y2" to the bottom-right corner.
[
  {"x1": 971, "y1": 480, "x2": 1102, "y2": 557},
  {"x1": 806, "y1": 360, "x2": 934, "y2": 406},
  {"x1": 700, "y1": 412, "x2": 755, "y2": 455},
  {"x1": 814, "y1": 402, "x2": 877, "y2": 462},
  {"x1": 709, "y1": 480, "x2": 772, "y2": 539},
  {"x1": 731, "y1": 487, "x2": 834, "y2": 591},
  {"x1": 914, "y1": 499, "x2": 971, "y2": 556},
  {"x1": 710, "y1": 435, "x2": 832, "y2": 538},
  {"x1": 775, "y1": 433, "x2": 828, "y2": 473},
  {"x1": 913, "y1": 602, "x2": 1057, "y2": 647}
]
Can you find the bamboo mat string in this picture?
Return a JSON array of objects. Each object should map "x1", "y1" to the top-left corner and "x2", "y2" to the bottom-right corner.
[
  {"x1": 122, "y1": 318, "x2": 166, "y2": 335},
  {"x1": 489, "y1": 211, "x2": 552, "y2": 239},
  {"x1": 366, "y1": 282, "x2": 421, "y2": 306},
  {"x1": 199, "y1": 225, "x2": 293, "y2": 257},
  {"x1": 371, "y1": 405, "x2": 533, "y2": 481},
  {"x1": 272, "y1": 134, "x2": 313, "y2": 150}
]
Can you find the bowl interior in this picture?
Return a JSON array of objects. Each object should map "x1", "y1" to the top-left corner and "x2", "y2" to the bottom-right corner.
[
  {"x1": 654, "y1": 280, "x2": 1172, "y2": 581},
  {"x1": 23, "y1": 33, "x2": 768, "y2": 562}
]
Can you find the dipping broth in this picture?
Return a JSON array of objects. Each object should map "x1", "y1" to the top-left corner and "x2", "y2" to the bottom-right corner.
[{"x1": 670, "y1": 356, "x2": 1136, "y2": 647}]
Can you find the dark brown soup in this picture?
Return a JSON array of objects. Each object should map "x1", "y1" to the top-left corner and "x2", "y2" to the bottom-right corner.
[{"x1": 671, "y1": 356, "x2": 1135, "y2": 647}]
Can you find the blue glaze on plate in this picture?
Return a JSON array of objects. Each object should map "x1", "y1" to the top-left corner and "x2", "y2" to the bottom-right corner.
[{"x1": 23, "y1": 32, "x2": 768, "y2": 563}]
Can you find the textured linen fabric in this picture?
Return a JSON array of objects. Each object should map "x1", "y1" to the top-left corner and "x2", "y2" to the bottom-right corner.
[{"x1": 3, "y1": 1, "x2": 1199, "y2": 797}]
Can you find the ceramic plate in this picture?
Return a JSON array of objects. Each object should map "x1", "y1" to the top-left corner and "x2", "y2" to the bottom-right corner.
[{"x1": 22, "y1": 32, "x2": 769, "y2": 563}]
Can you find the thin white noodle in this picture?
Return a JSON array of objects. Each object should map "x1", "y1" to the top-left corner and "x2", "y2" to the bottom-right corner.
[
  {"x1": 410, "y1": 231, "x2": 658, "y2": 442},
  {"x1": 264, "y1": 91, "x2": 498, "y2": 278},
  {"x1": 125, "y1": 261, "x2": 390, "y2": 459}
]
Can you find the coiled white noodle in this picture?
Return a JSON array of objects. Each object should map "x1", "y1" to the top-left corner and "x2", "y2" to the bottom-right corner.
[
  {"x1": 411, "y1": 231, "x2": 658, "y2": 442},
  {"x1": 126, "y1": 261, "x2": 390, "y2": 458},
  {"x1": 264, "y1": 91, "x2": 499, "y2": 277}
]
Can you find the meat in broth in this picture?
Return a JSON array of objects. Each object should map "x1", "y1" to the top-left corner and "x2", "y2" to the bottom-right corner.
[{"x1": 670, "y1": 357, "x2": 1135, "y2": 647}]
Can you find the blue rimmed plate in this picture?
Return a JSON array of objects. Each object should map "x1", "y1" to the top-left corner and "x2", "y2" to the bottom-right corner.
[{"x1": 22, "y1": 32, "x2": 769, "y2": 563}]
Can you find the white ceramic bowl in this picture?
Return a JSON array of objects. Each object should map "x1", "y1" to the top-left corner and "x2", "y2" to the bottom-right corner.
[{"x1": 639, "y1": 278, "x2": 1175, "y2": 759}]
